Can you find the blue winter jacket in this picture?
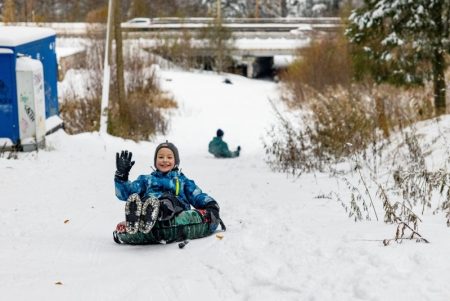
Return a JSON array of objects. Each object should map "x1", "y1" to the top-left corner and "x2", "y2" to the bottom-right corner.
[
  {"x1": 115, "y1": 169, "x2": 215, "y2": 210},
  {"x1": 208, "y1": 136, "x2": 239, "y2": 158}
]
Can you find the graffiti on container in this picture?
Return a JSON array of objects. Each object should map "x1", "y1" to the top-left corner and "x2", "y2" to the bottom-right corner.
[
  {"x1": 24, "y1": 104, "x2": 35, "y2": 122},
  {"x1": 19, "y1": 94, "x2": 35, "y2": 121},
  {"x1": 20, "y1": 94, "x2": 29, "y2": 104}
]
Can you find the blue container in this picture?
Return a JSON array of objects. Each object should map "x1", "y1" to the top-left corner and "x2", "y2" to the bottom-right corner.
[
  {"x1": 0, "y1": 26, "x2": 59, "y2": 146},
  {"x1": 0, "y1": 49, "x2": 17, "y2": 144}
]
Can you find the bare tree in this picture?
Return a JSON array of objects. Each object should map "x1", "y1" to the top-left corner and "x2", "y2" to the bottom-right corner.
[{"x1": 2, "y1": 0, "x2": 16, "y2": 23}]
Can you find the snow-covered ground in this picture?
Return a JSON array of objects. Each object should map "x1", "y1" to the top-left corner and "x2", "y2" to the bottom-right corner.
[{"x1": 2, "y1": 65, "x2": 450, "y2": 300}]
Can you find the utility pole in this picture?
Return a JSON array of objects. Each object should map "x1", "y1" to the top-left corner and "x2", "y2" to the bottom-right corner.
[
  {"x1": 113, "y1": 0, "x2": 127, "y2": 124},
  {"x1": 100, "y1": 0, "x2": 113, "y2": 134},
  {"x1": 216, "y1": 0, "x2": 221, "y2": 19}
]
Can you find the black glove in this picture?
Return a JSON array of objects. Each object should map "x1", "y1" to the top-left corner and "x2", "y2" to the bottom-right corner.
[
  {"x1": 205, "y1": 201, "x2": 220, "y2": 225},
  {"x1": 204, "y1": 201, "x2": 226, "y2": 231},
  {"x1": 237, "y1": 146, "x2": 241, "y2": 152},
  {"x1": 115, "y1": 150, "x2": 135, "y2": 181}
]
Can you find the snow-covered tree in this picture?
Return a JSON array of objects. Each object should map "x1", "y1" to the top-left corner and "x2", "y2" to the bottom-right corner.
[{"x1": 346, "y1": 0, "x2": 450, "y2": 115}]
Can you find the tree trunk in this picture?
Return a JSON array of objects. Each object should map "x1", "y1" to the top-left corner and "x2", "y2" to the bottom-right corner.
[
  {"x1": 25, "y1": 0, "x2": 34, "y2": 22},
  {"x1": 113, "y1": 0, "x2": 127, "y2": 123},
  {"x1": 430, "y1": 0, "x2": 447, "y2": 116},
  {"x1": 3, "y1": 0, "x2": 16, "y2": 23},
  {"x1": 375, "y1": 93, "x2": 389, "y2": 138},
  {"x1": 255, "y1": 0, "x2": 259, "y2": 18},
  {"x1": 280, "y1": 0, "x2": 287, "y2": 17},
  {"x1": 216, "y1": 19, "x2": 223, "y2": 73},
  {"x1": 432, "y1": 50, "x2": 446, "y2": 116}
]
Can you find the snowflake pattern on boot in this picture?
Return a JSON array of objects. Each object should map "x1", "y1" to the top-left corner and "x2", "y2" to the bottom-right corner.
[
  {"x1": 140, "y1": 197, "x2": 161, "y2": 234},
  {"x1": 125, "y1": 193, "x2": 142, "y2": 234}
]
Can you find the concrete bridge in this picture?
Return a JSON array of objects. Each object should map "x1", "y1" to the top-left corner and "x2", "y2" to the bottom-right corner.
[
  {"x1": 6, "y1": 18, "x2": 341, "y2": 78},
  {"x1": 129, "y1": 17, "x2": 341, "y2": 77},
  {"x1": 121, "y1": 17, "x2": 340, "y2": 44},
  {"x1": 122, "y1": 17, "x2": 340, "y2": 77}
]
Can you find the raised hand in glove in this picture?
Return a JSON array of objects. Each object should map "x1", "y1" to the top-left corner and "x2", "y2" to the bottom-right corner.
[{"x1": 115, "y1": 150, "x2": 135, "y2": 181}]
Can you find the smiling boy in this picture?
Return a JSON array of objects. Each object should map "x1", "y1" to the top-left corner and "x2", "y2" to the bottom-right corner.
[{"x1": 114, "y1": 141, "x2": 222, "y2": 237}]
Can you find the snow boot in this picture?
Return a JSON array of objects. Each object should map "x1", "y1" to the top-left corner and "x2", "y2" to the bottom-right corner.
[
  {"x1": 125, "y1": 193, "x2": 142, "y2": 234},
  {"x1": 139, "y1": 197, "x2": 160, "y2": 234}
]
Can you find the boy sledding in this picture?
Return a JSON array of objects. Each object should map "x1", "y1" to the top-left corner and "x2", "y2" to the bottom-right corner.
[{"x1": 113, "y1": 141, "x2": 225, "y2": 245}]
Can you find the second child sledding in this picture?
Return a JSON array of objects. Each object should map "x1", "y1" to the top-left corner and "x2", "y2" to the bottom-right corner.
[
  {"x1": 113, "y1": 141, "x2": 225, "y2": 245},
  {"x1": 208, "y1": 129, "x2": 241, "y2": 158}
]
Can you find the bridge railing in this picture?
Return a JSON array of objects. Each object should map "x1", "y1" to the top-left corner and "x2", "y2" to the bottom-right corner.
[
  {"x1": 0, "y1": 17, "x2": 341, "y2": 36},
  {"x1": 141, "y1": 17, "x2": 341, "y2": 24}
]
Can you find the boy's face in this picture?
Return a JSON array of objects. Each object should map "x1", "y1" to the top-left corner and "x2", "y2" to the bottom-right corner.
[{"x1": 156, "y1": 148, "x2": 175, "y2": 173}]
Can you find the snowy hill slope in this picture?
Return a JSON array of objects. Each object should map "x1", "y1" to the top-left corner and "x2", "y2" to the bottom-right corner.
[{"x1": 2, "y1": 69, "x2": 450, "y2": 300}]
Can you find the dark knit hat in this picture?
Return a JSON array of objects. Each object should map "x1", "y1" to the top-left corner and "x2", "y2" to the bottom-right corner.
[
  {"x1": 216, "y1": 129, "x2": 224, "y2": 137},
  {"x1": 154, "y1": 141, "x2": 180, "y2": 168}
]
